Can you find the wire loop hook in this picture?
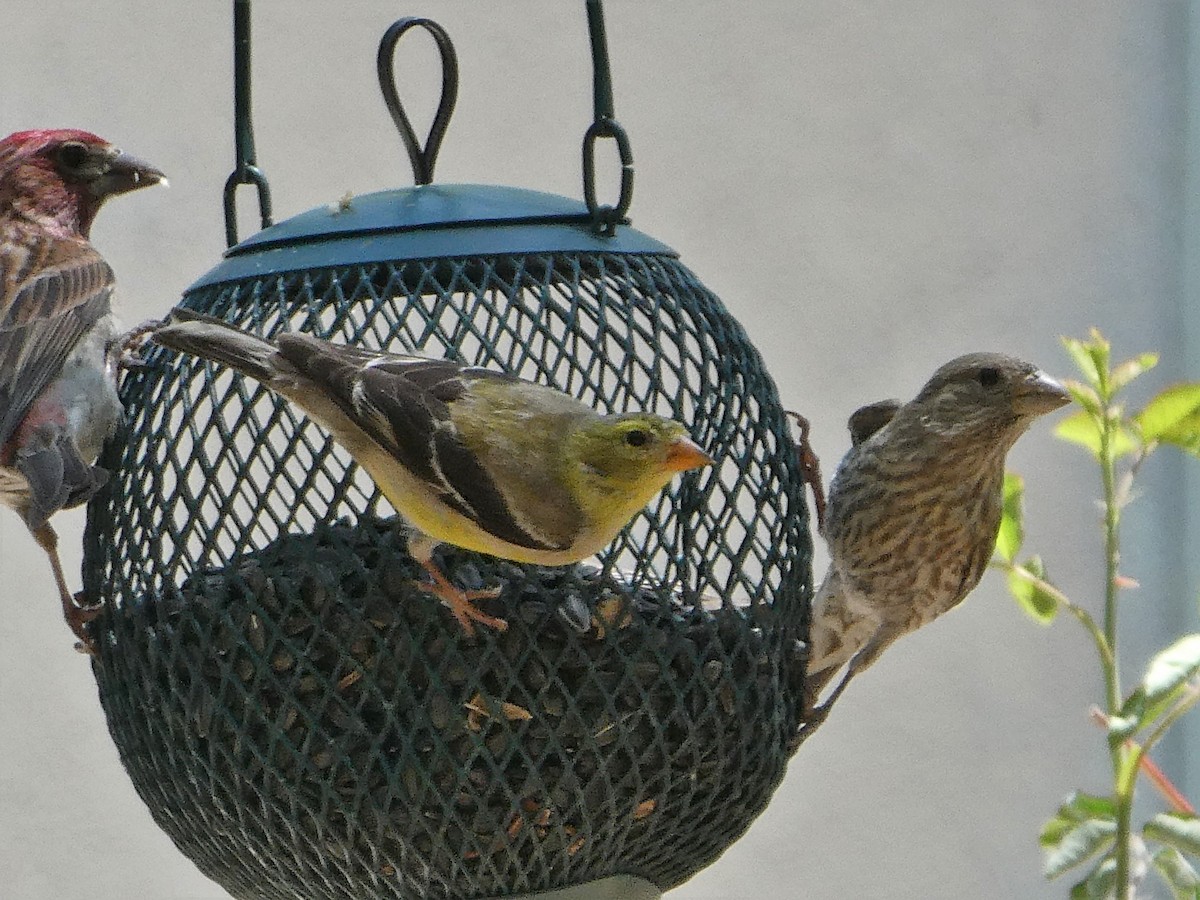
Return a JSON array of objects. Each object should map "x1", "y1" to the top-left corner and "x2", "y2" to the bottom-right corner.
[
  {"x1": 377, "y1": 17, "x2": 459, "y2": 186},
  {"x1": 582, "y1": 120, "x2": 634, "y2": 237},
  {"x1": 581, "y1": 0, "x2": 634, "y2": 235}
]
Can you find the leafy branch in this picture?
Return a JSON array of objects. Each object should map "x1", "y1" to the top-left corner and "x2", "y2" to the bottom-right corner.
[{"x1": 991, "y1": 330, "x2": 1200, "y2": 899}]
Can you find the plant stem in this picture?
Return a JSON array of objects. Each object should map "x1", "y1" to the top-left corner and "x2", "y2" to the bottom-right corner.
[
  {"x1": 1099, "y1": 409, "x2": 1121, "y2": 712},
  {"x1": 1089, "y1": 708, "x2": 1197, "y2": 815},
  {"x1": 1101, "y1": 439, "x2": 1132, "y2": 892},
  {"x1": 1114, "y1": 779, "x2": 1134, "y2": 900},
  {"x1": 1137, "y1": 684, "x2": 1200, "y2": 763},
  {"x1": 1095, "y1": 377, "x2": 1131, "y2": 897},
  {"x1": 999, "y1": 565, "x2": 1115, "y2": 673},
  {"x1": 1113, "y1": 698, "x2": 1196, "y2": 896}
]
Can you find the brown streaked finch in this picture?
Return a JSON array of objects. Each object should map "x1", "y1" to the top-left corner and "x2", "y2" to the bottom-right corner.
[
  {"x1": 804, "y1": 353, "x2": 1069, "y2": 722},
  {"x1": 0, "y1": 129, "x2": 165, "y2": 653}
]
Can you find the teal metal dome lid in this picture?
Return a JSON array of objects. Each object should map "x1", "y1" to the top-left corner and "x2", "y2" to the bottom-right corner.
[{"x1": 188, "y1": 183, "x2": 676, "y2": 292}]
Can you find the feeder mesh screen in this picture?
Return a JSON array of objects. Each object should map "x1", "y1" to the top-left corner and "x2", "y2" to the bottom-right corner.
[{"x1": 84, "y1": 251, "x2": 812, "y2": 899}]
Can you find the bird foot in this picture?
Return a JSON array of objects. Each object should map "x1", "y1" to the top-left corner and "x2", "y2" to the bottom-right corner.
[
  {"x1": 416, "y1": 574, "x2": 507, "y2": 637},
  {"x1": 114, "y1": 318, "x2": 164, "y2": 370},
  {"x1": 787, "y1": 411, "x2": 826, "y2": 534},
  {"x1": 65, "y1": 591, "x2": 104, "y2": 656}
]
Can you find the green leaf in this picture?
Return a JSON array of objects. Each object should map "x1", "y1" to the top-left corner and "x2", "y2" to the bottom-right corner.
[
  {"x1": 1063, "y1": 793, "x2": 1120, "y2": 822},
  {"x1": 1111, "y1": 352, "x2": 1159, "y2": 392},
  {"x1": 1085, "y1": 329, "x2": 1112, "y2": 383},
  {"x1": 1042, "y1": 794, "x2": 1116, "y2": 847},
  {"x1": 1055, "y1": 410, "x2": 1137, "y2": 459},
  {"x1": 1142, "y1": 635, "x2": 1200, "y2": 707},
  {"x1": 1056, "y1": 410, "x2": 1103, "y2": 456},
  {"x1": 1115, "y1": 636, "x2": 1200, "y2": 735},
  {"x1": 1110, "y1": 689, "x2": 1146, "y2": 740},
  {"x1": 1008, "y1": 556, "x2": 1059, "y2": 624},
  {"x1": 1067, "y1": 858, "x2": 1117, "y2": 898},
  {"x1": 1046, "y1": 796, "x2": 1118, "y2": 844},
  {"x1": 1136, "y1": 383, "x2": 1200, "y2": 439},
  {"x1": 1043, "y1": 794, "x2": 1119, "y2": 880},
  {"x1": 1107, "y1": 712, "x2": 1140, "y2": 742},
  {"x1": 995, "y1": 472, "x2": 1024, "y2": 563},
  {"x1": 1151, "y1": 847, "x2": 1200, "y2": 900},
  {"x1": 1083, "y1": 857, "x2": 1117, "y2": 899},
  {"x1": 1146, "y1": 814, "x2": 1200, "y2": 858},
  {"x1": 1136, "y1": 383, "x2": 1200, "y2": 456},
  {"x1": 1063, "y1": 335, "x2": 1105, "y2": 389},
  {"x1": 1065, "y1": 379, "x2": 1103, "y2": 416},
  {"x1": 1044, "y1": 820, "x2": 1116, "y2": 880},
  {"x1": 1161, "y1": 422, "x2": 1200, "y2": 457}
]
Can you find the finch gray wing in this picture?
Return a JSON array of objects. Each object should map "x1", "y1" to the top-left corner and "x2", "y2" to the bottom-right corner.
[{"x1": 0, "y1": 235, "x2": 113, "y2": 448}]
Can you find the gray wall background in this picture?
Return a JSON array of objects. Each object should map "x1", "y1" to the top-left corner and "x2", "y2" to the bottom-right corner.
[{"x1": 0, "y1": 2, "x2": 1191, "y2": 898}]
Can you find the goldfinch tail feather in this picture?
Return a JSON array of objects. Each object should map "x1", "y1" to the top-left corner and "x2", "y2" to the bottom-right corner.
[{"x1": 154, "y1": 309, "x2": 279, "y2": 382}]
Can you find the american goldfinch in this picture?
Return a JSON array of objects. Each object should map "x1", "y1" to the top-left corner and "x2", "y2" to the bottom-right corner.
[
  {"x1": 806, "y1": 353, "x2": 1069, "y2": 719},
  {"x1": 0, "y1": 129, "x2": 165, "y2": 653},
  {"x1": 153, "y1": 310, "x2": 713, "y2": 634}
]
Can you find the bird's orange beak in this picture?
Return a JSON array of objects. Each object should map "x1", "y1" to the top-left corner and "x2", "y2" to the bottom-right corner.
[{"x1": 664, "y1": 436, "x2": 714, "y2": 472}]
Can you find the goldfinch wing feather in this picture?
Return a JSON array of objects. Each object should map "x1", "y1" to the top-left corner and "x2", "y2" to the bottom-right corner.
[{"x1": 275, "y1": 335, "x2": 562, "y2": 552}]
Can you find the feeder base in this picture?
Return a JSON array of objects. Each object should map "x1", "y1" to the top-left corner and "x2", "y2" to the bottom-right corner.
[{"x1": 483, "y1": 875, "x2": 661, "y2": 900}]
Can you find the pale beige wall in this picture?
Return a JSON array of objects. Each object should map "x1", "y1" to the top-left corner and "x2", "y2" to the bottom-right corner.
[{"x1": 0, "y1": 2, "x2": 1184, "y2": 898}]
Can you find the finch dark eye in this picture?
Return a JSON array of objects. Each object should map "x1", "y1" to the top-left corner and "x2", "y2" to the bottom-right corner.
[
  {"x1": 978, "y1": 367, "x2": 1001, "y2": 387},
  {"x1": 56, "y1": 142, "x2": 89, "y2": 170},
  {"x1": 624, "y1": 429, "x2": 649, "y2": 447}
]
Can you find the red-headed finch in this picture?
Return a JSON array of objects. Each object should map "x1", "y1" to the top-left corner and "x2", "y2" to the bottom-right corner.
[
  {"x1": 0, "y1": 129, "x2": 165, "y2": 652},
  {"x1": 806, "y1": 353, "x2": 1069, "y2": 718},
  {"x1": 153, "y1": 310, "x2": 713, "y2": 636}
]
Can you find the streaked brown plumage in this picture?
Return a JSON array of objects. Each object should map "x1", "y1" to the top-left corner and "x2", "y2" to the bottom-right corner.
[
  {"x1": 805, "y1": 353, "x2": 1069, "y2": 718},
  {"x1": 0, "y1": 129, "x2": 164, "y2": 652}
]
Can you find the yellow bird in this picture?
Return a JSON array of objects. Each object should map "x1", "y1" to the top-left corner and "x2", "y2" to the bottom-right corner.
[{"x1": 154, "y1": 310, "x2": 713, "y2": 634}]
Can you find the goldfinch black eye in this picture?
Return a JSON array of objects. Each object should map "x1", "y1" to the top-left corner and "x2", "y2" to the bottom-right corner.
[
  {"x1": 624, "y1": 429, "x2": 649, "y2": 447},
  {"x1": 56, "y1": 142, "x2": 89, "y2": 170},
  {"x1": 978, "y1": 367, "x2": 1001, "y2": 387}
]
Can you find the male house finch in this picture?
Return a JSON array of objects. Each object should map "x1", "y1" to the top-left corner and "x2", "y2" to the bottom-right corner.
[
  {"x1": 805, "y1": 353, "x2": 1069, "y2": 717},
  {"x1": 153, "y1": 310, "x2": 713, "y2": 635},
  {"x1": 0, "y1": 129, "x2": 165, "y2": 652}
]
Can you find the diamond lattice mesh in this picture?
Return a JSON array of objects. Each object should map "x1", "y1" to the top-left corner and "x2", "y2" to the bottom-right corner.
[{"x1": 83, "y1": 250, "x2": 812, "y2": 899}]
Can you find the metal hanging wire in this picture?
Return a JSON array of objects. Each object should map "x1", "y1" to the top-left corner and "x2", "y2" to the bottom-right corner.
[
  {"x1": 223, "y1": 0, "x2": 274, "y2": 247},
  {"x1": 581, "y1": 0, "x2": 634, "y2": 235},
  {"x1": 220, "y1": 0, "x2": 632, "y2": 243}
]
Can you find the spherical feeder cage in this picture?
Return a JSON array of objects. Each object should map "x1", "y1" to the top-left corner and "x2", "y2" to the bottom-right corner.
[{"x1": 84, "y1": 5, "x2": 814, "y2": 899}]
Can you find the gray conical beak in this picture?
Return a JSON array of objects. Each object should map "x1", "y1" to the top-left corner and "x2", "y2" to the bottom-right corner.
[
  {"x1": 1014, "y1": 369, "x2": 1071, "y2": 416},
  {"x1": 92, "y1": 148, "x2": 168, "y2": 198}
]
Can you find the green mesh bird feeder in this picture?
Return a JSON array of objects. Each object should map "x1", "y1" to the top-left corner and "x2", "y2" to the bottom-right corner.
[{"x1": 83, "y1": 3, "x2": 814, "y2": 898}]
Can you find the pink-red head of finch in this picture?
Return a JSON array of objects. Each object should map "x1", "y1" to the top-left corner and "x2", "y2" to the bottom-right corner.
[
  {"x1": 805, "y1": 353, "x2": 1069, "y2": 715},
  {"x1": 0, "y1": 129, "x2": 165, "y2": 652},
  {"x1": 0, "y1": 129, "x2": 164, "y2": 238}
]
